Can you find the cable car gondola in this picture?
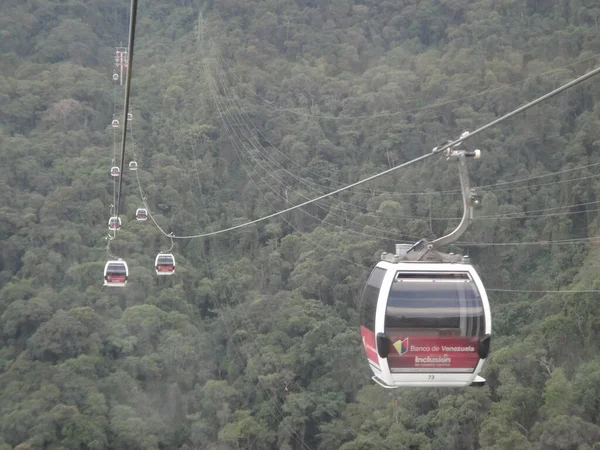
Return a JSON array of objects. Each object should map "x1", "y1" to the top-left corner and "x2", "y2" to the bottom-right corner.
[
  {"x1": 108, "y1": 216, "x2": 121, "y2": 230},
  {"x1": 136, "y1": 208, "x2": 147, "y2": 221},
  {"x1": 112, "y1": 73, "x2": 119, "y2": 81},
  {"x1": 129, "y1": 161, "x2": 138, "y2": 171},
  {"x1": 360, "y1": 144, "x2": 491, "y2": 388},
  {"x1": 111, "y1": 119, "x2": 119, "y2": 128},
  {"x1": 155, "y1": 253, "x2": 175, "y2": 275},
  {"x1": 111, "y1": 166, "x2": 120, "y2": 177},
  {"x1": 127, "y1": 113, "x2": 133, "y2": 121},
  {"x1": 104, "y1": 260, "x2": 128, "y2": 287}
]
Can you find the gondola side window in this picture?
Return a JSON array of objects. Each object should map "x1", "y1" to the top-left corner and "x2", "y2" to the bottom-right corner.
[{"x1": 360, "y1": 267, "x2": 386, "y2": 330}]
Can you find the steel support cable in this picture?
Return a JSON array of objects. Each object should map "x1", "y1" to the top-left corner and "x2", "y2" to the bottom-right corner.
[
  {"x1": 202, "y1": 51, "x2": 411, "y2": 253},
  {"x1": 459, "y1": 236, "x2": 597, "y2": 246},
  {"x1": 205, "y1": 54, "x2": 416, "y2": 244},
  {"x1": 114, "y1": 0, "x2": 138, "y2": 221},
  {"x1": 488, "y1": 288, "x2": 600, "y2": 293},
  {"x1": 149, "y1": 61, "x2": 600, "y2": 240},
  {"x1": 323, "y1": 197, "x2": 600, "y2": 222},
  {"x1": 388, "y1": 199, "x2": 600, "y2": 222},
  {"x1": 304, "y1": 197, "x2": 600, "y2": 223}
]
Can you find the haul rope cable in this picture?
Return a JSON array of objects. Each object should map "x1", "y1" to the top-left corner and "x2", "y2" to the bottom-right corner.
[
  {"x1": 114, "y1": 0, "x2": 138, "y2": 222},
  {"x1": 146, "y1": 62, "x2": 600, "y2": 240}
]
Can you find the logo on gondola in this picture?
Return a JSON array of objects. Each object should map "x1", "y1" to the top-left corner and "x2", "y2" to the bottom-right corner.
[{"x1": 393, "y1": 338, "x2": 409, "y2": 355}]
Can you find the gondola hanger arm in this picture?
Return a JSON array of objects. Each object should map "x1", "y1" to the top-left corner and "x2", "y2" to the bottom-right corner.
[{"x1": 430, "y1": 135, "x2": 481, "y2": 250}]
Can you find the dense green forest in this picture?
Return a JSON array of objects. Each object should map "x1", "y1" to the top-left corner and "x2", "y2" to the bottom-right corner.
[{"x1": 2, "y1": 0, "x2": 600, "y2": 448}]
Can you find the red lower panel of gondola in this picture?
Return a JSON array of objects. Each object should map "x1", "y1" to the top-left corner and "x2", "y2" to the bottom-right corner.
[
  {"x1": 106, "y1": 275, "x2": 126, "y2": 283},
  {"x1": 360, "y1": 326, "x2": 379, "y2": 367}
]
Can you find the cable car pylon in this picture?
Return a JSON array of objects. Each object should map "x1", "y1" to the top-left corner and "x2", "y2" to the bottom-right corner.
[{"x1": 360, "y1": 132, "x2": 491, "y2": 388}]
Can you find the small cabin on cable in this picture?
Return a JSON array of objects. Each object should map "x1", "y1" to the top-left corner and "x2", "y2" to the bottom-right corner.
[
  {"x1": 129, "y1": 161, "x2": 138, "y2": 171},
  {"x1": 111, "y1": 119, "x2": 119, "y2": 128},
  {"x1": 108, "y1": 216, "x2": 121, "y2": 230},
  {"x1": 155, "y1": 253, "x2": 175, "y2": 275},
  {"x1": 104, "y1": 260, "x2": 128, "y2": 287},
  {"x1": 111, "y1": 167, "x2": 120, "y2": 177},
  {"x1": 136, "y1": 208, "x2": 147, "y2": 221}
]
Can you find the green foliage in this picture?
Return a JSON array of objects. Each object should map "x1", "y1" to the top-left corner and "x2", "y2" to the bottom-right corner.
[{"x1": 2, "y1": 0, "x2": 600, "y2": 448}]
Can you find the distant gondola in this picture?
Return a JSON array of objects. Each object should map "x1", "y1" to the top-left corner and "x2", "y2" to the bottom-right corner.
[
  {"x1": 136, "y1": 208, "x2": 147, "y2": 221},
  {"x1": 155, "y1": 253, "x2": 175, "y2": 275},
  {"x1": 108, "y1": 216, "x2": 121, "y2": 230},
  {"x1": 104, "y1": 260, "x2": 128, "y2": 287}
]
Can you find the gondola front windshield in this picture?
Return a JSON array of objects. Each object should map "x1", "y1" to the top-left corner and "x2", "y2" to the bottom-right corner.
[
  {"x1": 385, "y1": 273, "x2": 485, "y2": 335},
  {"x1": 157, "y1": 256, "x2": 173, "y2": 265},
  {"x1": 107, "y1": 263, "x2": 127, "y2": 274},
  {"x1": 384, "y1": 272, "x2": 485, "y2": 373}
]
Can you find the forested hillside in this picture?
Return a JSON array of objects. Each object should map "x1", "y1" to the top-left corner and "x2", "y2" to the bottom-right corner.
[{"x1": 2, "y1": 0, "x2": 600, "y2": 449}]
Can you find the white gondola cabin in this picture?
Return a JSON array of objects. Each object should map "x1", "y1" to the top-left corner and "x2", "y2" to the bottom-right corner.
[
  {"x1": 361, "y1": 258, "x2": 491, "y2": 388},
  {"x1": 112, "y1": 119, "x2": 119, "y2": 128},
  {"x1": 112, "y1": 73, "x2": 119, "y2": 81},
  {"x1": 108, "y1": 216, "x2": 121, "y2": 230},
  {"x1": 104, "y1": 260, "x2": 128, "y2": 287},
  {"x1": 129, "y1": 161, "x2": 138, "y2": 171},
  {"x1": 127, "y1": 113, "x2": 133, "y2": 121},
  {"x1": 111, "y1": 166, "x2": 120, "y2": 177},
  {"x1": 155, "y1": 253, "x2": 175, "y2": 275},
  {"x1": 136, "y1": 208, "x2": 147, "y2": 221}
]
